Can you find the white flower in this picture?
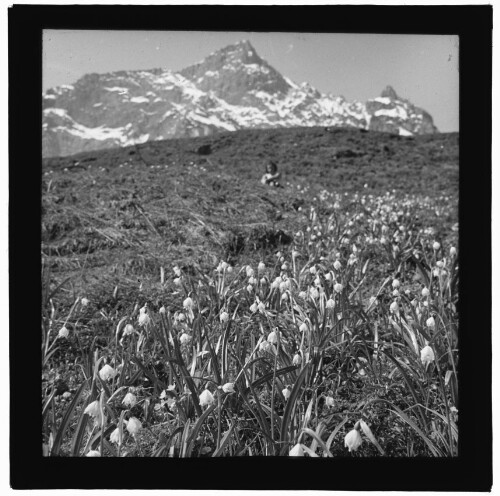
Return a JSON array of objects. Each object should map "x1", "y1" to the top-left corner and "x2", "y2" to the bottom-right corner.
[
  {"x1": 289, "y1": 443, "x2": 304, "y2": 456},
  {"x1": 247, "y1": 284, "x2": 253, "y2": 293},
  {"x1": 309, "y1": 266, "x2": 317, "y2": 275},
  {"x1": 250, "y1": 302, "x2": 258, "y2": 313},
  {"x1": 173, "y1": 265, "x2": 181, "y2": 277},
  {"x1": 392, "y1": 289, "x2": 400, "y2": 297},
  {"x1": 298, "y1": 291, "x2": 307, "y2": 299},
  {"x1": 99, "y1": 364, "x2": 116, "y2": 381},
  {"x1": 220, "y1": 311, "x2": 229, "y2": 323},
  {"x1": 110, "y1": 427, "x2": 124, "y2": 445},
  {"x1": 246, "y1": 266, "x2": 254, "y2": 277},
  {"x1": 326, "y1": 298, "x2": 335, "y2": 309},
  {"x1": 260, "y1": 277, "x2": 267, "y2": 285},
  {"x1": 450, "y1": 246, "x2": 457, "y2": 256},
  {"x1": 159, "y1": 306, "x2": 166, "y2": 314},
  {"x1": 281, "y1": 292, "x2": 289, "y2": 302},
  {"x1": 333, "y1": 260, "x2": 342, "y2": 271},
  {"x1": 122, "y1": 392, "x2": 137, "y2": 408},
  {"x1": 344, "y1": 428, "x2": 363, "y2": 452},
  {"x1": 183, "y1": 297, "x2": 193, "y2": 310},
  {"x1": 334, "y1": 283, "x2": 343, "y2": 293},
  {"x1": 138, "y1": 312, "x2": 150, "y2": 326},
  {"x1": 86, "y1": 449, "x2": 101, "y2": 457},
  {"x1": 226, "y1": 266, "x2": 233, "y2": 273},
  {"x1": 173, "y1": 277, "x2": 181, "y2": 286},
  {"x1": 325, "y1": 272, "x2": 332, "y2": 281},
  {"x1": 179, "y1": 333, "x2": 192, "y2": 345},
  {"x1": 392, "y1": 279, "x2": 400, "y2": 289},
  {"x1": 282, "y1": 387, "x2": 291, "y2": 400},
  {"x1": 258, "y1": 262, "x2": 266, "y2": 272},
  {"x1": 84, "y1": 400, "x2": 104, "y2": 426},
  {"x1": 420, "y1": 345, "x2": 435, "y2": 366},
  {"x1": 389, "y1": 301, "x2": 399, "y2": 314},
  {"x1": 259, "y1": 340, "x2": 272, "y2": 353},
  {"x1": 84, "y1": 400, "x2": 100, "y2": 417},
  {"x1": 299, "y1": 322, "x2": 308, "y2": 333},
  {"x1": 126, "y1": 417, "x2": 142, "y2": 436},
  {"x1": 310, "y1": 287, "x2": 319, "y2": 299},
  {"x1": 58, "y1": 326, "x2": 69, "y2": 339},
  {"x1": 426, "y1": 316, "x2": 436, "y2": 329},
  {"x1": 421, "y1": 287, "x2": 430, "y2": 297},
  {"x1": 258, "y1": 302, "x2": 266, "y2": 313},
  {"x1": 222, "y1": 383, "x2": 235, "y2": 393},
  {"x1": 248, "y1": 276, "x2": 257, "y2": 285},
  {"x1": 267, "y1": 330, "x2": 279, "y2": 344},
  {"x1": 325, "y1": 396, "x2": 335, "y2": 408},
  {"x1": 199, "y1": 389, "x2": 215, "y2": 407},
  {"x1": 121, "y1": 325, "x2": 134, "y2": 339},
  {"x1": 433, "y1": 241, "x2": 441, "y2": 251},
  {"x1": 292, "y1": 354, "x2": 302, "y2": 366},
  {"x1": 81, "y1": 297, "x2": 89, "y2": 307}
]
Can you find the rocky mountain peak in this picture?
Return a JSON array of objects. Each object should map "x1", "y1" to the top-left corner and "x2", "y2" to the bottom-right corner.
[
  {"x1": 381, "y1": 85, "x2": 399, "y2": 100},
  {"x1": 42, "y1": 42, "x2": 439, "y2": 158}
]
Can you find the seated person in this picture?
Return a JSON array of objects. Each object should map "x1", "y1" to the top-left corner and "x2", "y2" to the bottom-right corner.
[{"x1": 261, "y1": 161, "x2": 281, "y2": 187}]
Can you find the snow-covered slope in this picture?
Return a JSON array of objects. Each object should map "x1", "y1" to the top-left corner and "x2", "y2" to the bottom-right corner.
[{"x1": 42, "y1": 40, "x2": 438, "y2": 157}]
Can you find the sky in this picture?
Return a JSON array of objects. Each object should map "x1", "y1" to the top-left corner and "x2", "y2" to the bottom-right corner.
[{"x1": 43, "y1": 30, "x2": 459, "y2": 132}]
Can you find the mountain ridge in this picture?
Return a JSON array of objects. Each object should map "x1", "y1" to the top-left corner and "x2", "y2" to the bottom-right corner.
[{"x1": 42, "y1": 40, "x2": 438, "y2": 158}]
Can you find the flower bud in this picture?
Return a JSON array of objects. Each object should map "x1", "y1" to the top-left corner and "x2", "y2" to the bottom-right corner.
[
  {"x1": 421, "y1": 287, "x2": 429, "y2": 297},
  {"x1": 258, "y1": 262, "x2": 266, "y2": 272},
  {"x1": 333, "y1": 260, "x2": 342, "y2": 271},
  {"x1": 309, "y1": 266, "x2": 316, "y2": 275},
  {"x1": 344, "y1": 428, "x2": 363, "y2": 452},
  {"x1": 281, "y1": 292, "x2": 289, "y2": 302},
  {"x1": 392, "y1": 289, "x2": 400, "y2": 297},
  {"x1": 292, "y1": 353, "x2": 302, "y2": 366},
  {"x1": 126, "y1": 417, "x2": 142, "y2": 436},
  {"x1": 282, "y1": 387, "x2": 291, "y2": 400},
  {"x1": 326, "y1": 298, "x2": 335, "y2": 309},
  {"x1": 426, "y1": 316, "x2": 435, "y2": 329},
  {"x1": 289, "y1": 443, "x2": 304, "y2": 456},
  {"x1": 220, "y1": 311, "x2": 229, "y2": 323},
  {"x1": 173, "y1": 277, "x2": 181, "y2": 286},
  {"x1": 246, "y1": 266, "x2": 254, "y2": 277},
  {"x1": 222, "y1": 383, "x2": 235, "y2": 393},
  {"x1": 258, "y1": 302, "x2": 266, "y2": 313},
  {"x1": 122, "y1": 392, "x2": 137, "y2": 408},
  {"x1": 86, "y1": 449, "x2": 101, "y2": 457},
  {"x1": 433, "y1": 241, "x2": 441, "y2": 251},
  {"x1": 81, "y1": 297, "x2": 89, "y2": 307},
  {"x1": 199, "y1": 389, "x2": 215, "y2": 407},
  {"x1": 420, "y1": 345, "x2": 435, "y2": 366},
  {"x1": 310, "y1": 287, "x2": 319, "y2": 299},
  {"x1": 334, "y1": 283, "x2": 343, "y2": 293},
  {"x1": 392, "y1": 279, "x2": 400, "y2": 289},
  {"x1": 389, "y1": 301, "x2": 399, "y2": 314},
  {"x1": 138, "y1": 312, "x2": 150, "y2": 326},
  {"x1": 250, "y1": 302, "x2": 258, "y2": 313},
  {"x1": 99, "y1": 364, "x2": 116, "y2": 381},
  {"x1": 267, "y1": 330, "x2": 279, "y2": 344},
  {"x1": 159, "y1": 306, "x2": 166, "y2": 314},
  {"x1": 299, "y1": 322, "x2": 308, "y2": 333},
  {"x1": 58, "y1": 326, "x2": 69, "y2": 339},
  {"x1": 183, "y1": 297, "x2": 193, "y2": 310},
  {"x1": 247, "y1": 284, "x2": 253, "y2": 293},
  {"x1": 110, "y1": 427, "x2": 123, "y2": 445},
  {"x1": 450, "y1": 246, "x2": 457, "y2": 256}
]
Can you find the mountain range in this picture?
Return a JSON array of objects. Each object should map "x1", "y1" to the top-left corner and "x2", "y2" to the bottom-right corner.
[{"x1": 42, "y1": 40, "x2": 438, "y2": 158}]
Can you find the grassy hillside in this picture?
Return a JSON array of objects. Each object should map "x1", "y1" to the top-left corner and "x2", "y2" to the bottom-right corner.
[
  {"x1": 42, "y1": 126, "x2": 459, "y2": 458},
  {"x1": 42, "y1": 126, "x2": 458, "y2": 302}
]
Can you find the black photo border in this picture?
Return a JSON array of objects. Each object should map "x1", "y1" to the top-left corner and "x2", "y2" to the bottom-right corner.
[{"x1": 9, "y1": 4, "x2": 492, "y2": 491}]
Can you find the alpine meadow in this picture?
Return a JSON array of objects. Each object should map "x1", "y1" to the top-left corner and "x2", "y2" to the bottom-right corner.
[{"x1": 41, "y1": 38, "x2": 459, "y2": 459}]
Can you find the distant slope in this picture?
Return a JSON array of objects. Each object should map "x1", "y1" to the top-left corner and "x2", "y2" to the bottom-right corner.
[{"x1": 42, "y1": 40, "x2": 438, "y2": 158}]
